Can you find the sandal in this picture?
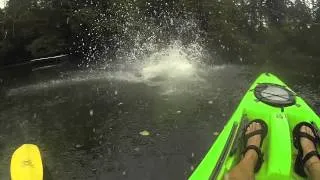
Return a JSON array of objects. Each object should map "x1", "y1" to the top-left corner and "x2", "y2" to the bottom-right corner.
[
  {"x1": 242, "y1": 119, "x2": 268, "y2": 172},
  {"x1": 293, "y1": 122, "x2": 320, "y2": 177}
]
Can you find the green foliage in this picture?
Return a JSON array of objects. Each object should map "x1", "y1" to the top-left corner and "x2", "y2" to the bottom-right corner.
[
  {"x1": 0, "y1": 0, "x2": 320, "y2": 66},
  {"x1": 0, "y1": 40, "x2": 15, "y2": 65},
  {"x1": 0, "y1": 9, "x2": 3, "y2": 18},
  {"x1": 26, "y1": 35, "x2": 66, "y2": 57}
]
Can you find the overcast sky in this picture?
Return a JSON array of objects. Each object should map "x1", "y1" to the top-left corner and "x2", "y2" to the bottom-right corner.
[{"x1": 0, "y1": 0, "x2": 7, "y2": 9}]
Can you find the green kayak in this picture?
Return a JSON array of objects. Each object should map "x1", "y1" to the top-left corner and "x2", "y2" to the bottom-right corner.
[{"x1": 189, "y1": 73, "x2": 320, "y2": 180}]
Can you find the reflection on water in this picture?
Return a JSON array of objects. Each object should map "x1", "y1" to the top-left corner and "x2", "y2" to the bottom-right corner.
[
  {"x1": 1, "y1": 62, "x2": 253, "y2": 179},
  {"x1": 0, "y1": 64, "x2": 320, "y2": 179},
  {"x1": 0, "y1": 62, "x2": 319, "y2": 179}
]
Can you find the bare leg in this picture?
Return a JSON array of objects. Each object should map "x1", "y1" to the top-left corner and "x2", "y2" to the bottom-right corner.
[
  {"x1": 226, "y1": 122, "x2": 262, "y2": 180},
  {"x1": 300, "y1": 126, "x2": 320, "y2": 180}
]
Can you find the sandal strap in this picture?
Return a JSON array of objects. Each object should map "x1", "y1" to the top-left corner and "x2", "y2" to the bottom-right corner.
[
  {"x1": 302, "y1": 151, "x2": 320, "y2": 165},
  {"x1": 243, "y1": 145, "x2": 263, "y2": 172},
  {"x1": 244, "y1": 130, "x2": 264, "y2": 147},
  {"x1": 298, "y1": 132, "x2": 316, "y2": 143},
  {"x1": 243, "y1": 145, "x2": 262, "y2": 157},
  {"x1": 244, "y1": 120, "x2": 268, "y2": 147},
  {"x1": 245, "y1": 130, "x2": 264, "y2": 140}
]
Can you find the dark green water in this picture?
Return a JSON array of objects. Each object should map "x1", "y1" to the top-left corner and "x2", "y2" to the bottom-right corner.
[{"x1": 0, "y1": 64, "x2": 319, "y2": 180}]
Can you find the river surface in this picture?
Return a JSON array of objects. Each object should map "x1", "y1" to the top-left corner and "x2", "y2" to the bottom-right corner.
[{"x1": 0, "y1": 62, "x2": 319, "y2": 179}]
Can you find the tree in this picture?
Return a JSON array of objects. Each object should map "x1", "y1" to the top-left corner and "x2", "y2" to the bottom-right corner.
[
  {"x1": 0, "y1": 8, "x2": 4, "y2": 39},
  {"x1": 265, "y1": 0, "x2": 286, "y2": 26},
  {"x1": 26, "y1": 35, "x2": 67, "y2": 57},
  {"x1": 315, "y1": 0, "x2": 320, "y2": 22},
  {"x1": 0, "y1": 0, "x2": 320, "y2": 67},
  {"x1": 6, "y1": 0, "x2": 37, "y2": 37}
]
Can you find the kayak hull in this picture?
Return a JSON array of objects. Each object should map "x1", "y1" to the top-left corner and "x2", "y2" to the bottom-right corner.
[{"x1": 189, "y1": 73, "x2": 320, "y2": 180}]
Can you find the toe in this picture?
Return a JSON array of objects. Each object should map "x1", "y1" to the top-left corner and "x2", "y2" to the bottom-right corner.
[
  {"x1": 308, "y1": 127, "x2": 313, "y2": 135},
  {"x1": 256, "y1": 122, "x2": 261, "y2": 131}
]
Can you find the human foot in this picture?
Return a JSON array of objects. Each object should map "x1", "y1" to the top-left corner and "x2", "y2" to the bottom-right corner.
[
  {"x1": 299, "y1": 125, "x2": 320, "y2": 169},
  {"x1": 293, "y1": 122, "x2": 320, "y2": 177},
  {"x1": 244, "y1": 122, "x2": 263, "y2": 162}
]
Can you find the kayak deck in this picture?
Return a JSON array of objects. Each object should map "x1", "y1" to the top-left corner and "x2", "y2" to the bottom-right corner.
[{"x1": 189, "y1": 73, "x2": 320, "y2": 180}]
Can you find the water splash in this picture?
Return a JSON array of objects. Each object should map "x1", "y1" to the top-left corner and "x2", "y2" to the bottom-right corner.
[
  {"x1": 6, "y1": 40, "x2": 225, "y2": 96},
  {"x1": 6, "y1": 1, "x2": 225, "y2": 96}
]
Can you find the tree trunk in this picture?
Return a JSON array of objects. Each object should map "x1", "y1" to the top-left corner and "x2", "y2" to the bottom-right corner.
[{"x1": 12, "y1": 21, "x2": 15, "y2": 38}]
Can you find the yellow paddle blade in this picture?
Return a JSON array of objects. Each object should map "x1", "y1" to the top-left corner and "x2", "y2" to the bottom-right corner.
[{"x1": 10, "y1": 144, "x2": 43, "y2": 180}]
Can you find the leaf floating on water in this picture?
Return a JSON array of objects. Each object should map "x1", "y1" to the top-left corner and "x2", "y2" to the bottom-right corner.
[
  {"x1": 91, "y1": 168, "x2": 97, "y2": 173},
  {"x1": 213, "y1": 132, "x2": 219, "y2": 136},
  {"x1": 190, "y1": 165, "x2": 194, "y2": 171},
  {"x1": 139, "y1": 130, "x2": 150, "y2": 136},
  {"x1": 75, "y1": 144, "x2": 83, "y2": 148}
]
